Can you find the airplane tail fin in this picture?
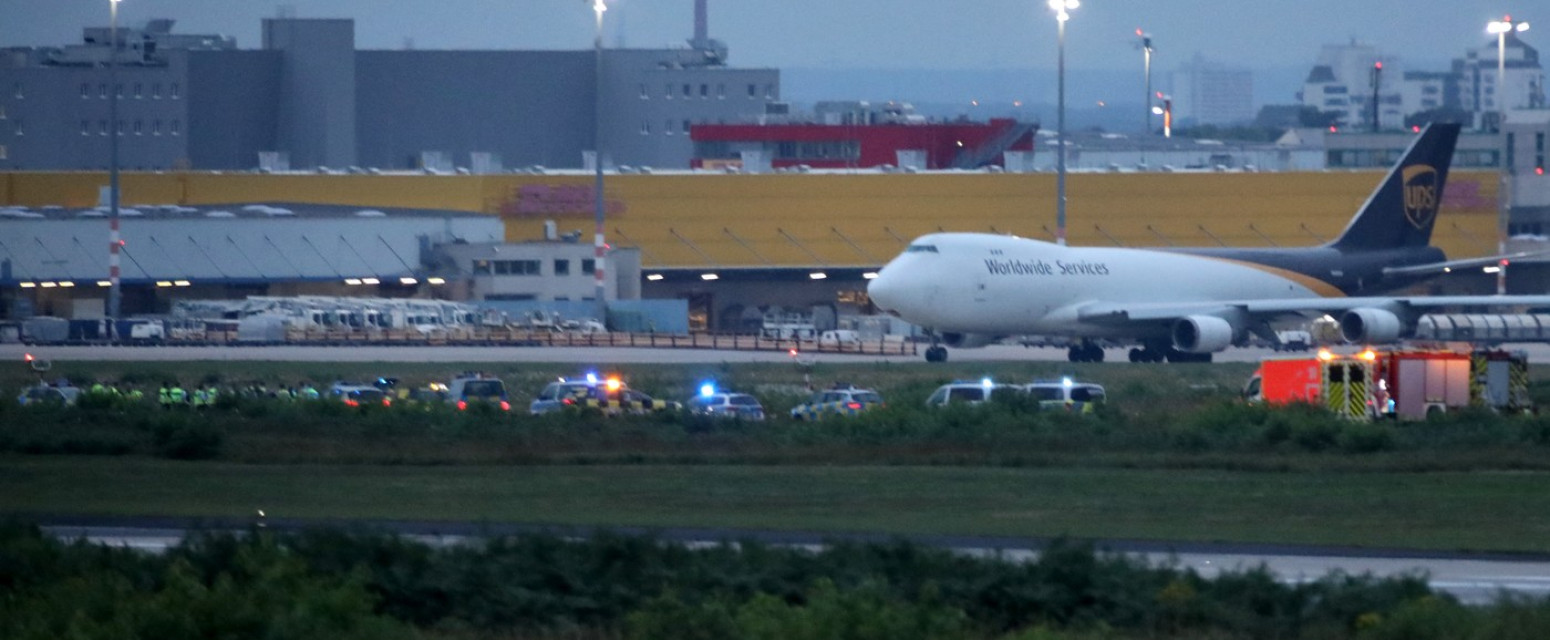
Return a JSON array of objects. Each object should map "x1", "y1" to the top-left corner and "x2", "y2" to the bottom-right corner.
[{"x1": 1327, "y1": 122, "x2": 1461, "y2": 253}]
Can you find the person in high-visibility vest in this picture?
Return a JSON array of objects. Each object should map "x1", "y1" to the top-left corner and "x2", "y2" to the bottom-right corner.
[
  {"x1": 300, "y1": 384, "x2": 320, "y2": 400},
  {"x1": 169, "y1": 384, "x2": 187, "y2": 407},
  {"x1": 192, "y1": 386, "x2": 209, "y2": 409},
  {"x1": 206, "y1": 386, "x2": 220, "y2": 408},
  {"x1": 158, "y1": 383, "x2": 173, "y2": 408}
]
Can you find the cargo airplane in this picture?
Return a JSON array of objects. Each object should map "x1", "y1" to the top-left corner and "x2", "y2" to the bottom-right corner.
[{"x1": 867, "y1": 123, "x2": 1550, "y2": 362}]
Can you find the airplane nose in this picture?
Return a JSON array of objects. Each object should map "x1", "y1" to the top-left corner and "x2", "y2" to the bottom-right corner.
[{"x1": 867, "y1": 269, "x2": 900, "y2": 312}]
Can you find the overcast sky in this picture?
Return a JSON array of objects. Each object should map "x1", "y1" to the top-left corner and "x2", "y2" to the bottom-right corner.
[{"x1": 0, "y1": 0, "x2": 1532, "y2": 72}]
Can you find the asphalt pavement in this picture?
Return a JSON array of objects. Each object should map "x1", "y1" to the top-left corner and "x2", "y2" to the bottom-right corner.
[{"x1": 38, "y1": 517, "x2": 1550, "y2": 606}]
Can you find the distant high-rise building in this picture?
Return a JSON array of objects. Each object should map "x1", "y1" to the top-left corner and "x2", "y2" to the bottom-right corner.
[
  {"x1": 1169, "y1": 54, "x2": 1254, "y2": 127},
  {"x1": 1456, "y1": 30, "x2": 1544, "y2": 128},
  {"x1": 1299, "y1": 41, "x2": 1403, "y2": 131}
]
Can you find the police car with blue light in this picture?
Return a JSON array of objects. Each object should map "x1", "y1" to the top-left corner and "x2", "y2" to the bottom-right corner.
[
  {"x1": 529, "y1": 373, "x2": 682, "y2": 416},
  {"x1": 1023, "y1": 377, "x2": 1106, "y2": 413},
  {"x1": 924, "y1": 378, "x2": 1019, "y2": 407},
  {"x1": 686, "y1": 383, "x2": 765, "y2": 420}
]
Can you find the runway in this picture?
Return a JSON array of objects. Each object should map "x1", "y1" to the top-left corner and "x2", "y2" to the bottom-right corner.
[
  {"x1": 7, "y1": 343, "x2": 1550, "y2": 364},
  {"x1": 40, "y1": 519, "x2": 1550, "y2": 606}
]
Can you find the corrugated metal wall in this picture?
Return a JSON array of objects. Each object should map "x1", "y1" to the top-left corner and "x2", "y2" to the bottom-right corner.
[{"x1": 0, "y1": 170, "x2": 1501, "y2": 267}]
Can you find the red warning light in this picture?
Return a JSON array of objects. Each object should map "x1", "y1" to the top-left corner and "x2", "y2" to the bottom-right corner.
[
  {"x1": 1329, "y1": 125, "x2": 1338, "y2": 133},
  {"x1": 1412, "y1": 125, "x2": 1421, "y2": 133},
  {"x1": 1538, "y1": 167, "x2": 1546, "y2": 176},
  {"x1": 1374, "y1": 61, "x2": 1383, "y2": 70},
  {"x1": 24, "y1": 353, "x2": 33, "y2": 362},
  {"x1": 1501, "y1": 259, "x2": 1511, "y2": 267}
]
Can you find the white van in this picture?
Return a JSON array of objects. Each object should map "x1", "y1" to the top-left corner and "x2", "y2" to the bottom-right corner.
[{"x1": 819, "y1": 330, "x2": 861, "y2": 348}]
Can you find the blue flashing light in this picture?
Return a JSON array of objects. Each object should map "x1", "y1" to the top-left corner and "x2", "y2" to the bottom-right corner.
[
  {"x1": 700, "y1": 383, "x2": 716, "y2": 398},
  {"x1": 980, "y1": 377, "x2": 993, "y2": 388},
  {"x1": 585, "y1": 372, "x2": 598, "y2": 384},
  {"x1": 1062, "y1": 376, "x2": 1073, "y2": 388}
]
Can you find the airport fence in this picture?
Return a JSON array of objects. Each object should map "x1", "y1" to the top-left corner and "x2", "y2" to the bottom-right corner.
[{"x1": 36, "y1": 326, "x2": 919, "y2": 356}]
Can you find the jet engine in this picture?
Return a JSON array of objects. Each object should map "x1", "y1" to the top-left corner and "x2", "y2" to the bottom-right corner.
[
  {"x1": 1339, "y1": 308, "x2": 1404, "y2": 344},
  {"x1": 940, "y1": 332, "x2": 999, "y2": 349},
  {"x1": 1171, "y1": 315, "x2": 1234, "y2": 353}
]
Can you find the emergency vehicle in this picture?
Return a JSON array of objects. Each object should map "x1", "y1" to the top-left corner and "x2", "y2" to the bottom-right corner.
[
  {"x1": 445, "y1": 373, "x2": 511, "y2": 412},
  {"x1": 790, "y1": 384, "x2": 885, "y2": 420},
  {"x1": 528, "y1": 374, "x2": 682, "y2": 416},
  {"x1": 1244, "y1": 348, "x2": 1530, "y2": 420}
]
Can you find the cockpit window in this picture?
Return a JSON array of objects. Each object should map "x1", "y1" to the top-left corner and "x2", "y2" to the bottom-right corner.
[{"x1": 906, "y1": 244, "x2": 938, "y2": 253}]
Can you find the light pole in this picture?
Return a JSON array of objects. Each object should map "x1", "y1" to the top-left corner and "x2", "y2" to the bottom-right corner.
[
  {"x1": 1488, "y1": 16, "x2": 1529, "y2": 295},
  {"x1": 1050, "y1": 0, "x2": 1077, "y2": 246},
  {"x1": 107, "y1": 0, "x2": 123, "y2": 330},
  {"x1": 1136, "y1": 29, "x2": 1152, "y2": 136},
  {"x1": 590, "y1": 0, "x2": 608, "y2": 322}
]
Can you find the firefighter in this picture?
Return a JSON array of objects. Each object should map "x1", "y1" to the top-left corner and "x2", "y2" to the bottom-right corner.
[
  {"x1": 158, "y1": 382, "x2": 173, "y2": 408},
  {"x1": 168, "y1": 383, "x2": 188, "y2": 408}
]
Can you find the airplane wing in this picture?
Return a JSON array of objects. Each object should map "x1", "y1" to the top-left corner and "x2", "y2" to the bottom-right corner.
[
  {"x1": 1380, "y1": 250, "x2": 1550, "y2": 277},
  {"x1": 1077, "y1": 295, "x2": 1550, "y2": 325}
]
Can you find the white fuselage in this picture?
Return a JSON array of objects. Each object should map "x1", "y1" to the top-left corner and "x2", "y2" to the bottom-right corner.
[{"x1": 866, "y1": 233, "x2": 1328, "y2": 338}]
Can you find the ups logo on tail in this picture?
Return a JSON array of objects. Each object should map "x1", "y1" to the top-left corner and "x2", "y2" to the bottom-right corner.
[{"x1": 1401, "y1": 164, "x2": 1439, "y2": 230}]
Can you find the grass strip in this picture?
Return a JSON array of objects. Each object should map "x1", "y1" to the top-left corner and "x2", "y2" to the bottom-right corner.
[{"x1": 6, "y1": 455, "x2": 1550, "y2": 553}]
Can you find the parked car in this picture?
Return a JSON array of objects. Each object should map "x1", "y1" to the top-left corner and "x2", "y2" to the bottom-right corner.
[
  {"x1": 17, "y1": 382, "x2": 81, "y2": 406},
  {"x1": 446, "y1": 373, "x2": 510, "y2": 411},
  {"x1": 530, "y1": 374, "x2": 681, "y2": 416},
  {"x1": 1021, "y1": 378, "x2": 1106, "y2": 413},
  {"x1": 687, "y1": 385, "x2": 765, "y2": 420},
  {"x1": 790, "y1": 384, "x2": 884, "y2": 420},
  {"x1": 925, "y1": 379, "x2": 1018, "y2": 407},
  {"x1": 818, "y1": 330, "x2": 862, "y2": 349}
]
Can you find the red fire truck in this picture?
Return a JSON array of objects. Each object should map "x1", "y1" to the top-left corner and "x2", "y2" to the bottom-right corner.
[{"x1": 1244, "y1": 349, "x2": 1526, "y2": 420}]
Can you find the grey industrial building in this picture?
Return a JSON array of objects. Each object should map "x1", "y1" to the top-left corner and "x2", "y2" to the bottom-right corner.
[{"x1": 0, "y1": 11, "x2": 779, "y2": 171}]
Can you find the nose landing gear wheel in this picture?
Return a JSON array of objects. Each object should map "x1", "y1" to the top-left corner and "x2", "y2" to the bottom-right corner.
[
  {"x1": 1067, "y1": 341, "x2": 1104, "y2": 363},
  {"x1": 924, "y1": 345, "x2": 948, "y2": 362}
]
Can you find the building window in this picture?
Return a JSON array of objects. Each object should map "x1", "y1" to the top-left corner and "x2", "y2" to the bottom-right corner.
[
  {"x1": 81, "y1": 120, "x2": 90, "y2": 135},
  {"x1": 170, "y1": 83, "x2": 180, "y2": 99},
  {"x1": 1507, "y1": 133, "x2": 1516, "y2": 169},
  {"x1": 764, "y1": 84, "x2": 774, "y2": 99},
  {"x1": 472, "y1": 260, "x2": 492, "y2": 275},
  {"x1": 114, "y1": 83, "x2": 122, "y2": 98},
  {"x1": 133, "y1": 120, "x2": 142, "y2": 135},
  {"x1": 81, "y1": 83, "x2": 90, "y2": 98},
  {"x1": 664, "y1": 83, "x2": 673, "y2": 99},
  {"x1": 682, "y1": 83, "x2": 691, "y2": 97},
  {"x1": 664, "y1": 118, "x2": 674, "y2": 135},
  {"x1": 170, "y1": 120, "x2": 180, "y2": 135},
  {"x1": 98, "y1": 83, "x2": 107, "y2": 98},
  {"x1": 0, "y1": 144, "x2": 6, "y2": 160},
  {"x1": 638, "y1": 83, "x2": 647, "y2": 99},
  {"x1": 152, "y1": 119, "x2": 161, "y2": 135},
  {"x1": 700, "y1": 83, "x2": 708, "y2": 98},
  {"x1": 582, "y1": 259, "x2": 595, "y2": 274},
  {"x1": 683, "y1": 119, "x2": 692, "y2": 134},
  {"x1": 553, "y1": 259, "x2": 570, "y2": 276},
  {"x1": 748, "y1": 83, "x2": 756, "y2": 98},
  {"x1": 11, "y1": 119, "x2": 19, "y2": 136},
  {"x1": 1537, "y1": 132, "x2": 1546, "y2": 170},
  {"x1": 133, "y1": 83, "x2": 142, "y2": 98},
  {"x1": 152, "y1": 83, "x2": 161, "y2": 99},
  {"x1": 116, "y1": 120, "x2": 124, "y2": 136},
  {"x1": 717, "y1": 83, "x2": 725, "y2": 99},
  {"x1": 640, "y1": 121, "x2": 651, "y2": 135},
  {"x1": 12, "y1": 82, "x2": 20, "y2": 99},
  {"x1": 98, "y1": 120, "x2": 107, "y2": 136}
]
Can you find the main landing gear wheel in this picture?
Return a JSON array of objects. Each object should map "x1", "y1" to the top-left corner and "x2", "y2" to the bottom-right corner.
[
  {"x1": 924, "y1": 345, "x2": 948, "y2": 362},
  {"x1": 1067, "y1": 341, "x2": 1104, "y2": 363}
]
